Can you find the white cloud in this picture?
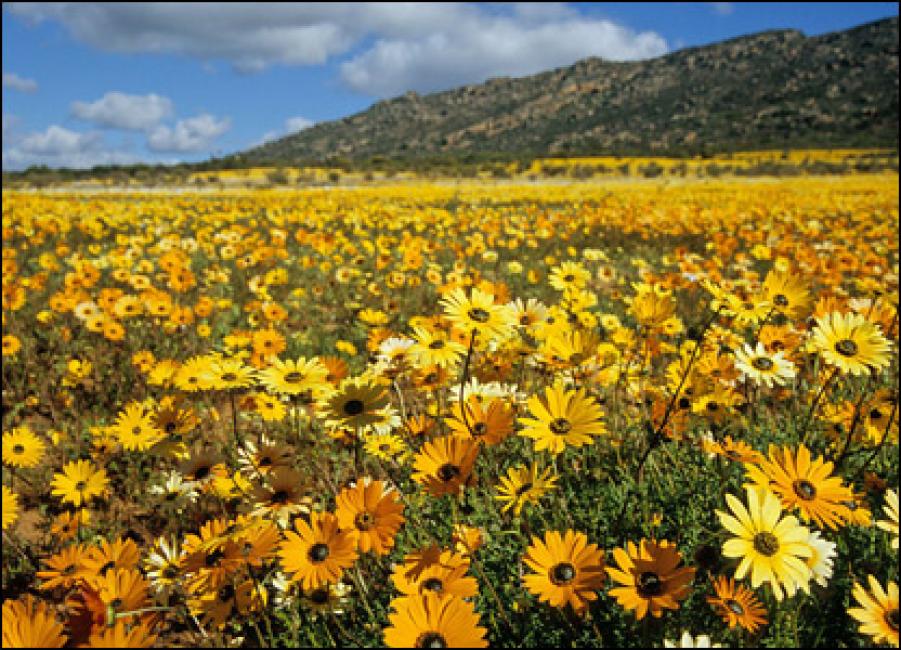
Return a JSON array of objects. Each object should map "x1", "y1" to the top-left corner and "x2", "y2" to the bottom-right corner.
[
  {"x1": 71, "y1": 91, "x2": 173, "y2": 131},
  {"x1": 285, "y1": 116, "x2": 314, "y2": 133},
  {"x1": 3, "y1": 72, "x2": 38, "y2": 93},
  {"x1": 340, "y1": 10, "x2": 668, "y2": 97},
  {"x1": 9, "y1": 3, "x2": 668, "y2": 95},
  {"x1": 18, "y1": 124, "x2": 102, "y2": 155},
  {"x1": 710, "y1": 3, "x2": 735, "y2": 16},
  {"x1": 1, "y1": 123, "x2": 143, "y2": 169},
  {"x1": 252, "y1": 116, "x2": 315, "y2": 148},
  {"x1": 147, "y1": 113, "x2": 231, "y2": 153}
]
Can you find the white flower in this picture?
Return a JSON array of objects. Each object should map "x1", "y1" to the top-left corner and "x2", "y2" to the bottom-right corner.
[
  {"x1": 805, "y1": 529, "x2": 837, "y2": 588},
  {"x1": 664, "y1": 631, "x2": 722, "y2": 648},
  {"x1": 876, "y1": 488, "x2": 899, "y2": 550}
]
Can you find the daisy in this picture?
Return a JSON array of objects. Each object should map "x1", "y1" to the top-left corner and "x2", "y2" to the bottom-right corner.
[
  {"x1": 335, "y1": 478, "x2": 405, "y2": 556},
  {"x1": 733, "y1": 342, "x2": 796, "y2": 388},
  {"x1": 1, "y1": 595, "x2": 68, "y2": 648},
  {"x1": 50, "y1": 459, "x2": 110, "y2": 507},
  {"x1": 744, "y1": 444, "x2": 854, "y2": 530},
  {"x1": 278, "y1": 511, "x2": 358, "y2": 590},
  {"x1": 876, "y1": 488, "x2": 899, "y2": 550},
  {"x1": 411, "y1": 435, "x2": 479, "y2": 497},
  {"x1": 811, "y1": 311, "x2": 892, "y2": 376},
  {"x1": 383, "y1": 592, "x2": 488, "y2": 649},
  {"x1": 848, "y1": 575, "x2": 899, "y2": 646},
  {"x1": 522, "y1": 529, "x2": 605, "y2": 614},
  {"x1": 717, "y1": 486, "x2": 812, "y2": 601},
  {"x1": 607, "y1": 538, "x2": 695, "y2": 619},
  {"x1": 518, "y1": 381, "x2": 606, "y2": 455},
  {"x1": 707, "y1": 574, "x2": 768, "y2": 633},
  {"x1": 495, "y1": 462, "x2": 558, "y2": 516},
  {"x1": 2, "y1": 425, "x2": 46, "y2": 469}
]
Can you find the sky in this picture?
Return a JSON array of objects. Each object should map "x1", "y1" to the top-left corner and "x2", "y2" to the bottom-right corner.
[{"x1": 2, "y1": 2, "x2": 897, "y2": 170}]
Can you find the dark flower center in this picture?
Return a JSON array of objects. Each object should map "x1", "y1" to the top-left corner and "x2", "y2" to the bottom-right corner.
[
  {"x1": 271, "y1": 490, "x2": 289, "y2": 504},
  {"x1": 886, "y1": 608, "x2": 899, "y2": 632},
  {"x1": 220, "y1": 372, "x2": 237, "y2": 382},
  {"x1": 678, "y1": 397, "x2": 691, "y2": 409},
  {"x1": 752, "y1": 357, "x2": 774, "y2": 371},
  {"x1": 165, "y1": 422, "x2": 177, "y2": 434},
  {"x1": 12, "y1": 444, "x2": 24, "y2": 454},
  {"x1": 792, "y1": 479, "x2": 817, "y2": 501},
  {"x1": 416, "y1": 632, "x2": 448, "y2": 648},
  {"x1": 637, "y1": 571, "x2": 663, "y2": 597},
  {"x1": 132, "y1": 426, "x2": 143, "y2": 436},
  {"x1": 218, "y1": 584, "x2": 235, "y2": 602},
  {"x1": 193, "y1": 465, "x2": 211, "y2": 481},
  {"x1": 284, "y1": 372, "x2": 303, "y2": 383},
  {"x1": 549, "y1": 418, "x2": 572, "y2": 434},
  {"x1": 467, "y1": 308, "x2": 490, "y2": 323},
  {"x1": 309, "y1": 588, "x2": 329, "y2": 604},
  {"x1": 773, "y1": 294, "x2": 789, "y2": 307},
  {"x1": 564, "y1": 274, "x2": 575, "y2": 282},
  {"x1": 163, "y1": 566, "x2": 178, "y2": 579},
  {"x1": 259, "y1": 455, "x2": 273, "y2": 466},
  {"x1": 437, "y1": 463, "x2": 461, "y2": 482},
  {"x1": 834, "y1": 339, "x2": 858, "y2": 357},
  {"x1": 75, "y1": 480, "x2": 87, "y2": 492},
  {"x1": 752, "y1": 532, "x2": 780, "y2": 556},
  {"x1": 472, "y1": 422, "x2": 488, "y2": 437},
  {"x1": 726, "y1": 598, "x2": 745, "y2": 615},
  {"x1": 428, "y1": 340, "x2": 445, "y2": 350},
  {"x1": 706, "y1": 401, "x2": 719, "y2": 412},
  {"x1": 309, "y1": 543, "x2": 330, "y2": 563},
  {"x1": 206, "y1": 549, "x2": 225, "y2": 567},
  {"x1": 343, "y1": 399, "x2": 364, "y2": 416},
  {"x1": 515, "y1": 481, "x2": 534, "y2": 497},
  {"x1": 355, "y1": 512, "x2": 375, "y2": 531},
  {"x1": 550, "y1": 562, "x2": 576, "y2": 585},
  {"x1": 109, "y1": 597, "x2": 123, "y2": 609},
  {"x1": 422, "y1": 577, "x2": 444, "y2": 592},
  {"x1": 870, "y1": 408, "x2": 884, "y2": 420}
]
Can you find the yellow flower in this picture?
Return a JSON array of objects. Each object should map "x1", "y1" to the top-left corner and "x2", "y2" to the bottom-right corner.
[
  {"x1": 848, "y1": 575, "x2": 899, "y2": 647},
  {"x1": 717, "y1": 486, "x2": 812, "y2": 601},
  {"x1": 50, "y1": 459, "x2": 110, "y2": 507}
]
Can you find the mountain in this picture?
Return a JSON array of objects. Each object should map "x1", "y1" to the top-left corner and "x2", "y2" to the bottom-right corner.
[{"x1": 235, "y1": 17, "x2": 898, "y2": 164}]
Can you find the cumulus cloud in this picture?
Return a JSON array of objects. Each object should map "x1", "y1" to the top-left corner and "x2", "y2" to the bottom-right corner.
[
  {"x1": 147, "y1": 113, "x2": 231, "y2": 153},
  {"x1": 710, "y1": 3, "x2": 735, "y2": 16},
  {"x1": 9, "y1": 3, "x2": 668, "y2": 95},
  {"x1": 1, "y1": 123, "x2": 143, "y2": 169},
  {"x1": 285, "y1": 116, "x2": 315, "y2": 133},
  {"x1": 18, "y1": 124, "x2": 102, "y2": 155},
  {"x1": 252, "y1": 115, "x2": 315, "y2": 148},
  {"x1": 71, "y1": 91, "x2": 173, "y2": 131},
  {"x1": 340, "y1": 9, "x2": 668, "y2": 96},
  {"x1": 3, "y1": 72, "x2": 38, "y2": 93}
]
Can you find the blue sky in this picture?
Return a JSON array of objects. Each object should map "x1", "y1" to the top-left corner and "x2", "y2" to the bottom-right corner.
[{"x1": 3, "y1": 2, "x2": 897, "y2": 170}]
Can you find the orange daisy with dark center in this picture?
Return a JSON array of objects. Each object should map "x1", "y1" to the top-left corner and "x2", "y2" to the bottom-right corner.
[
  {"x1": 415, "y1": 632, "x2": 448, "y2": 648},
  {"x1": 550, "y1": 562, "x2": 576, "y2": 585},
  {"x1": 607, "y1": 538, "x2": 695, "y2": 620},
  {"x1": 309, "y1": 543, "x2": 330, "y2": 563},
  {"x1": 522, "y1": 529, "x2": 605, "y2": 614}
]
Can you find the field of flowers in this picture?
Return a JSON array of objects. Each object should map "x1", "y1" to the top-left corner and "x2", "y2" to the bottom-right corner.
[{"x1": 1, "y1": 174, "x2": 898, "y2": 648}]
